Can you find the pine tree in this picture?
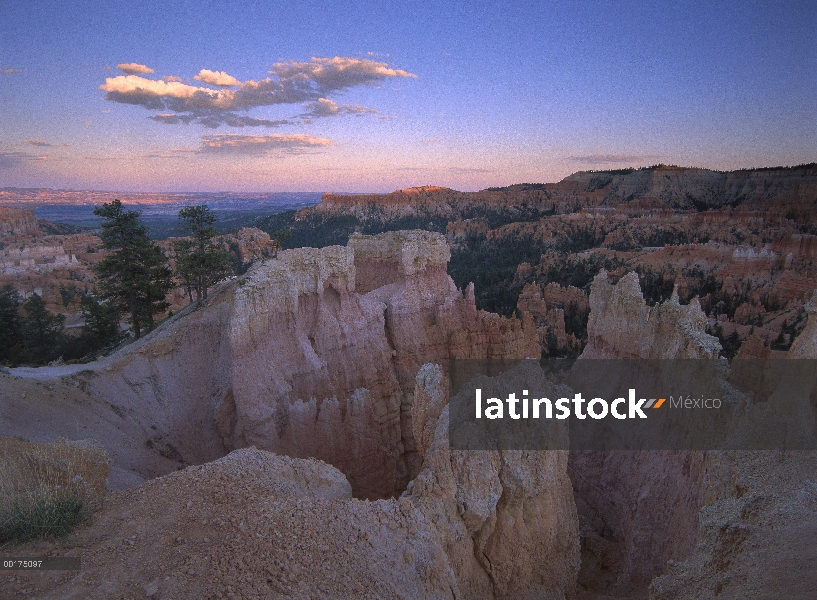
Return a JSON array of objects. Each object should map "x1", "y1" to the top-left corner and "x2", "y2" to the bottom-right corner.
[
  {"x1": 80, "y1": 293, "x2": 121, "y2": 349},
  {"x1": 0, "y1": 285, "x2": 23, "y2": 364},
  {"x1": 175, "y1": 205, "x2": 233, "y2": 302},
  {"x1": 21, "y1": 294, "x2": 65, "y2": 364},
  {"x1": 93, "y1": 200, "x2": 173, "y2": 339}
]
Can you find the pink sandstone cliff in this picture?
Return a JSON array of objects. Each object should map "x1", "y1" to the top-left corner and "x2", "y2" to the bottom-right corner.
[
  {"x1": 3, "y1": 231, "x2": 539, "y2": 501},
  {"x1": 573, "y1": 270, "x2": 817, "y2": 599},
  {"x1": 0, "y1": 206, "x2": 39, "y2": 237},
  {"x1": 0, "y1": 231, "x2": 576, "y2": 599}
]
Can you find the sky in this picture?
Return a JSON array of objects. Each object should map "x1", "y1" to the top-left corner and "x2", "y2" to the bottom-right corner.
[{"x1": 1, "y1": 0, "x2": 815, "y2": 193}]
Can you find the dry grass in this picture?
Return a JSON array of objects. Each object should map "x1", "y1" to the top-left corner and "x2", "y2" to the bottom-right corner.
[{"x1": 0, "y1": 437, "x2": 111, "y2": 546}]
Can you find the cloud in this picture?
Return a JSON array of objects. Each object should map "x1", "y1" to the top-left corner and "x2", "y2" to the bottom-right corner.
[
  {"x1": 25, "y1": 140, "x2": 51, "y2": 147},
  {"x1": 143, "y1": 150, "x2": 188, "y2": 159},
  {"x1": 3, "y1": 68, "x2": 23, "y2": 74},
  {"x1": 300, "y1": 98, "x2": 379, "y2": 118},
  {"x1": 269, "y1": 56, "x2": 416, "y2": 93},
  {"x1": 194, "y1": 69, "x2": 240, "y2": 87},
  {"x1": 199, "y1": 133, "x2": 332, "y2": 155},
  {"x1": 100, "y1": 56, "x2": 415, "y2": 128},
  {"x1": 567, "y1": 154, "x2": 658, "y2": 164},
  {"x1": 0, "y1": 150, "x2": 47, "y2": 168},
  {"x1": 163, "y1": 75, "x2": 183, "y2": 82},
  {"x1": 421, "y1": 138, "x2": 442, "y2": 143},
  {"x1": 149, "y1": 112, "x2": 292, "y2": 128},
  {"x1": 117, "y1": 62, "x2": 155, "y2": 75},
  {"x1": 449, "y1": 167, "x2": 492, "y2": 174}
]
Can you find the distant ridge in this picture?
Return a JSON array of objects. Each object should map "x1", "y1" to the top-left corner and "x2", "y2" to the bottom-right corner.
[
  {"x1": 313, "y1": 164, "x2": 817, "y2": 217},
  {"x1": 485, "y1": 163, "x2": 817, "y2": 192}
]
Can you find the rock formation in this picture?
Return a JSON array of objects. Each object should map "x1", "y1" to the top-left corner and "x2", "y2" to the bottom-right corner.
[
  {"x1": 4, "y1": 229, "x2": 816, "y2": 599},
  {"x1": 645, "y1": 289, "x2": 817, "y2": 599},
  {"x1": 3, "y1": 230, "x2": 539, "y2": 500},
  {"x1": 312, "y1": 164, "x2": 817, "y2": 218},
  {"x1": 406, "y1": 362, "x2": 580, "y2": 599},
  {"x1": 572, "y1": 270, "x2": 817, "y2": 598},
  {"x1": 572, "y1": 271, "x2": 722, "y2": 597},
  {"x1": 220, "y1": 227, "x2": 279, "y2": 262},
  {"x1": 582, "y1": 271, "x2": 721, "y2": 359},
  {"x1": 0, "y1": 448, "x2": 461, "y2": 599},
  {"x1": 0, "y1": 206, "x2": 39, "y2": 237},
  {"x1": 517, "y1": 281, "x2": 588, "y2": 352}
]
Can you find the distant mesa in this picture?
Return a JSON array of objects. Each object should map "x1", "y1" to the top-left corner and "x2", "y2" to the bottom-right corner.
[
  {"x1": 393, "y1": 185, "x2": 453, "y2": 194},
  {"x1": 315, "y1": 163, "x2": 817, "y2": 217}
]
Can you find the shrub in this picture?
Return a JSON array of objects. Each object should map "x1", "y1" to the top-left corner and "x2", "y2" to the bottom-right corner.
[
  {"x1": 0, "y1": 437, "x2": 110, "y2": 546},
  {"x1": 0, "y1": 492, "x2": 86, "y2": 544}
]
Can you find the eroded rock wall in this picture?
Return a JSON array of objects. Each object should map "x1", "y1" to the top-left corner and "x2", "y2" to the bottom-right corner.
[
  {"x1": 407, "y1": 363, "x2": 580, "y2": 600},
  {"x1": 4, "y1": 231, "x2": 539, "y2": 501},
  {"x1": 0, "y1": 206, "x2": 39, "y2": 237},
  {"x1": 573, "y1": 271, "x2": 723, "y2": 598}
]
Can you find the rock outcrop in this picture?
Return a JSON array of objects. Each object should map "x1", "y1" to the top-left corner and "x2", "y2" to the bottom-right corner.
[
  {"x1": 582, "y1": 270, "x2": 721, "y2": 359},
  {"x1": 788, "y1": 290, "x2": 817, "y2": 358},
  {"x1": 0, "y1": 448, "x2": 460, "y2": 599},
  {"x1": 572, "y1": 271, "x2": 723, "y2": 597},
  {"x1": 572, "y1": 270, "x2": 817, "y2": 598},
  {"x1": 1, "y1": 242, "x2": 79, "y2": 275},
  {"x1": 3, "y1": 231, "x2": 539, "y2": 500},
  {"x1": 648, "y1": 450, "x2": 817, "y2": 600},
  {"x1": 406, "y1": 363, "x2": 580, "y2": 599},
  {"x1": 648, "y1": 298, "x2": 817, "y2": 599},
  {"x1": 0, "y1": 206, "x2": 39, "y2": 237},
  {"x1": 0, "y1": 231, "x2": 577, "y2": 598},
  {"x1": 518, "y1": 282, "x2": 588, "y2": 352},
  {"x1": 221, "y1": 227, "x2": 279, "y2": 262}
]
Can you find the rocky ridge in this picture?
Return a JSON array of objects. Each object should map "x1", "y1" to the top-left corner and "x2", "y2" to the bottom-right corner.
[
  {"x1": 571, "y1": 270, "x2": 817, "y2": 599},
  {"x1": 314, "y1": 165, "x2": 817, "y2": 218},
  {"x1": 4, "y1": 230, "x2": 538, "y2": 499}
]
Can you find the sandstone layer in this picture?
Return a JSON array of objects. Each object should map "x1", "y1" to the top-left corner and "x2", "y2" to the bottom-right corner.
[
  {"x1": 3, "y1": 231, "x2": 538, "y2": 500},
  {"x1": 406, "y1": 362, "x2": 580, "y2": 599},
  {"x1": 572, "y1": 270, "x2": 817, "y2": 599}
]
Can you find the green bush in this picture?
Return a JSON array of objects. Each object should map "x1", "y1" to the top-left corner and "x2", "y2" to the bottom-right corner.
[{"x1": 0, "y1": 492, "x2": 86, "y2": 545}]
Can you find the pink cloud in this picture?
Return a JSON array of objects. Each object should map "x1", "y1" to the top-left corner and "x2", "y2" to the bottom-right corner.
[{"x1": 117, "y1": 62, "x2": 155, "y2": 75}]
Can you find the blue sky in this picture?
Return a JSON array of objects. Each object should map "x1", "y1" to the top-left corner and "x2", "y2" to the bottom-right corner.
[{"x1": 1, "y1": 0, "x2": 815, "y2": 192}]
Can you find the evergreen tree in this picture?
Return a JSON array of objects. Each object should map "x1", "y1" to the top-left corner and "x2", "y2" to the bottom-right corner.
[
  {"x1": 173, "y1": 238, "x2": 196, "y2": 303},
  {"x1": 79, "y1": 293, "x2": 121, "y2": 349},
  {"x1": 21, "y1": 294, "x2": 65, "y2": 364},
  {"x1": 93, "y1": 200, "x2": 173, "y2": 339},
  {"x1": 0, "y1": 285, "x2": 23, "y2": 364},
  {"x1": 175, "y1": 205, "x2": 233, "y2": 302}
]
